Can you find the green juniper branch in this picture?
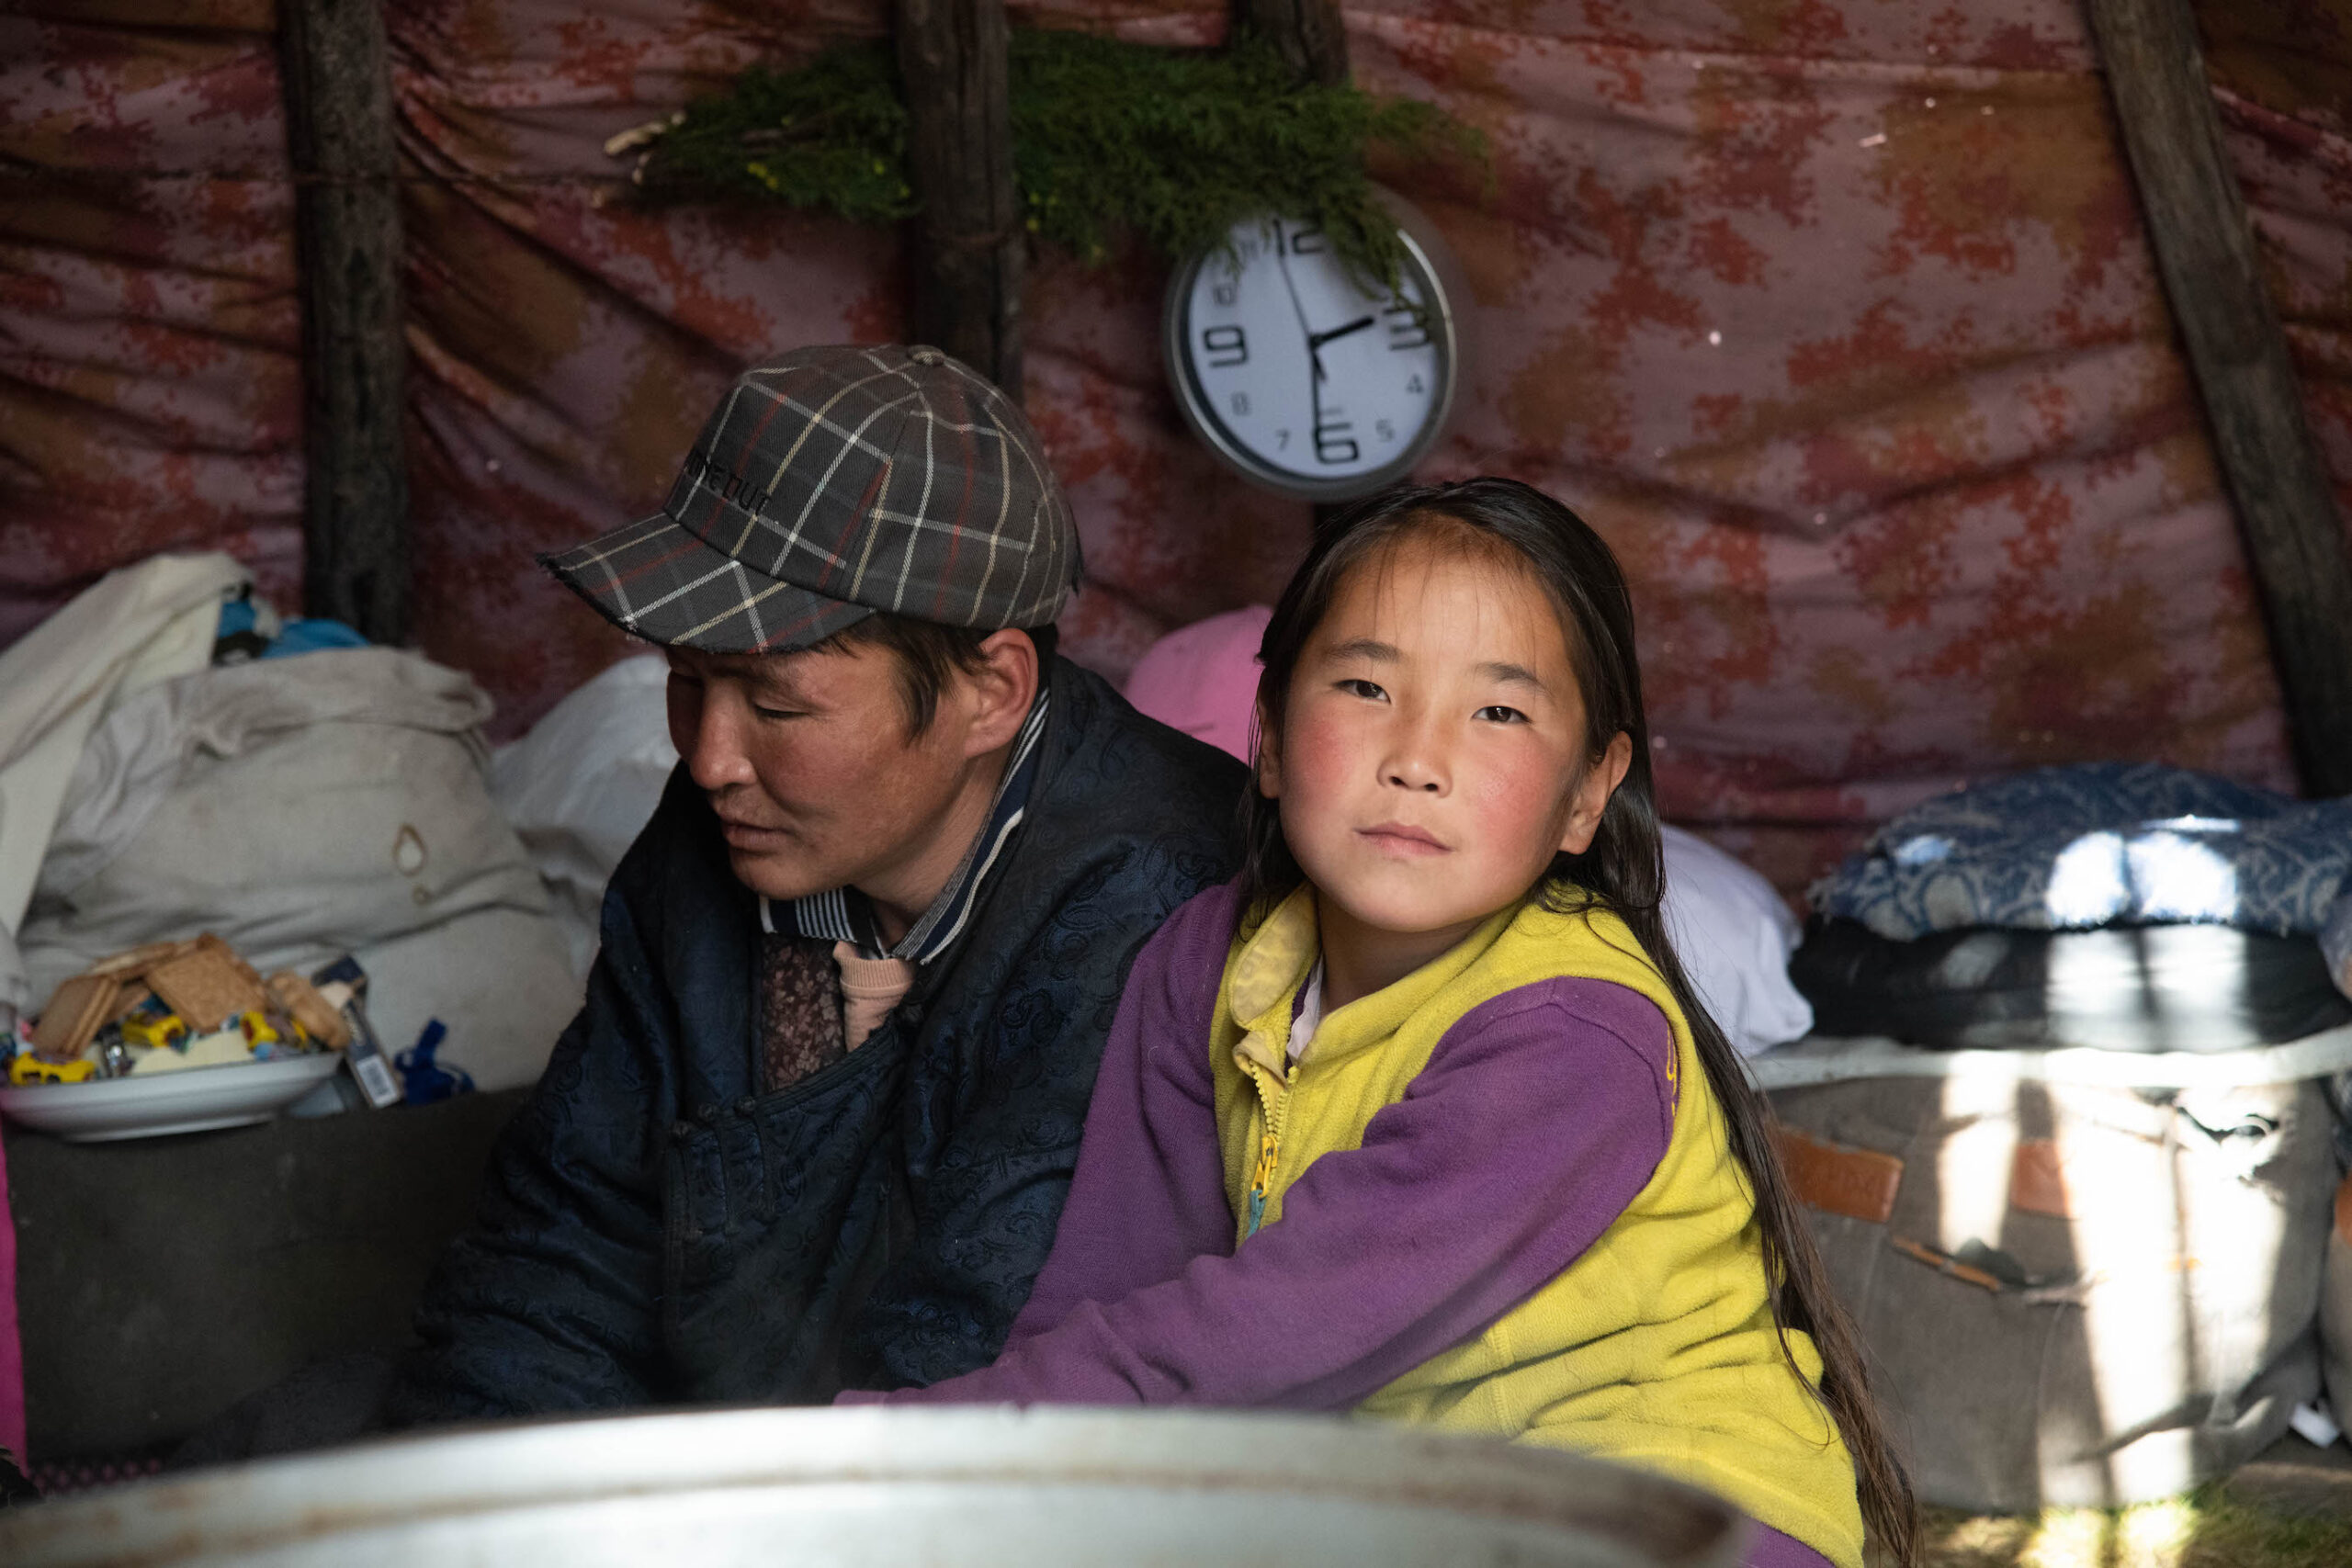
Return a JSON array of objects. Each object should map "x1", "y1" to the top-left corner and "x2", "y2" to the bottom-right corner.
[{"x1": 626, "y1": 30, "x2": 1485, "y2": 292}]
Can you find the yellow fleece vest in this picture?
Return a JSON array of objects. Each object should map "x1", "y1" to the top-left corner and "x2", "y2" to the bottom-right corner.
[{"x1": 1211, "y1": 887, "x2": 1865, "y2": 1568}]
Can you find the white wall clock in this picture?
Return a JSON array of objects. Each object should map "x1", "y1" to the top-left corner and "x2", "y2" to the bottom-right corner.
[{"x1": 1162, "y1": 195, "x2": 1462, "y2": 502}]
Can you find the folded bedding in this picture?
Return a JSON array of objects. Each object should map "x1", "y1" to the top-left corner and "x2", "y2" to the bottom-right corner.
[
  {"x1": 1792, "y1": 917, "x2": 2352, "y2": 1053},
  {"x1": 1815, "y1": 761, "x2": 2352, "y2": 942}
]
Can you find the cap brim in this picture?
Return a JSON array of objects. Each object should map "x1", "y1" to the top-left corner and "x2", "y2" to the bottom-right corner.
[{"x1": 541, "y1": 513, "x2": 873, "y2": 654}]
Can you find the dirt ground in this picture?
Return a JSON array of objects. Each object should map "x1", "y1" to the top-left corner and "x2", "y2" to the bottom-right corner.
[{"x1": 1917, "y1": 1437, "x2": 2352, "y2": 1567}]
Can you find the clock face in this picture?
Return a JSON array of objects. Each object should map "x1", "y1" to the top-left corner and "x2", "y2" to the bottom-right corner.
[{"x1": 1164, "y1": 214, "x2": 1456, "y2": 502}]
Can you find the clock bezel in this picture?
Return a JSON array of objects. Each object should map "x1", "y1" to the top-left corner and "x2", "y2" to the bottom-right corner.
[{"x1": 1161, "y1": 211, "x2": 1460, "y2": 504}]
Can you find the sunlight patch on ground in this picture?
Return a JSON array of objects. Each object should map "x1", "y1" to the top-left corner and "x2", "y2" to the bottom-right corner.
[{"x1": 1918, "y1": 1493, "x2": 2352, "y2": 1568}]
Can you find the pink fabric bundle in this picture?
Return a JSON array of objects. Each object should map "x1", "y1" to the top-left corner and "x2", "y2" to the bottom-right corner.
[{"x1": 1121, "y1": 605, "x2": 1270, "y2": 765}]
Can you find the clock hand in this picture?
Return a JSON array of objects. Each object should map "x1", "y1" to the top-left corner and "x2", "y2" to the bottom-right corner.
[
  {"x1": 1309, "y1": 336, "x2": 1324, "y2": 439},
  {"x1": 1273, "y1": 227, "x2": 1327, "y2": 386},
  {"x1": 1306, "y1": 315, "x2": 1375, "y2": 352}
]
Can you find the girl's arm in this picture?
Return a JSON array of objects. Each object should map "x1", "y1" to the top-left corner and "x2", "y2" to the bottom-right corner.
[
  {"x1": 981, "y1": 880, "x2": 1246, "y2": 1346},
  {"x1": 854, "y1": 977, "x2": 1674, "y2": 1409}
]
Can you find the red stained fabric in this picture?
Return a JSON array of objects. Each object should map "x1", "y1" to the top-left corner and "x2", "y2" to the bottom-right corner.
[
  {"x1": 8, "y1": 0, "x2": 2352, "y2": 898},
  {"x1": 0, "y1": 1128, "x2": 20, "y2": 1465}
]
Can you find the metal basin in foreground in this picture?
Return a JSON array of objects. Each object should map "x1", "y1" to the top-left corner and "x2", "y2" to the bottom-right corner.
[{"x1": 0, "y1": 1406, "x2": 1747, "y2": 1568}]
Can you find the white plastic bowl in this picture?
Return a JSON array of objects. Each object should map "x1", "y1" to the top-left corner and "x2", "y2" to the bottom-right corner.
[{"x1": 0, "y1": 1052, "x2": 342, "y2": 1142}]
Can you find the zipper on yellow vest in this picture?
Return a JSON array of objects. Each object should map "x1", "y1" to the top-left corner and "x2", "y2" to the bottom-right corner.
[{"x1": 1243, "y1": 1059, "x2": 1298, "y2": 1238}]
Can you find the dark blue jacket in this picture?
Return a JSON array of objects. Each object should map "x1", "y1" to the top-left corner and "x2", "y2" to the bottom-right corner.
[{"x1": 390, "y1": 661, "x2": 1246, "y2": 1418}]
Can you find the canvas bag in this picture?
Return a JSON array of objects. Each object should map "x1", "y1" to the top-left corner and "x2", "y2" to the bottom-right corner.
[
  {"x1": 2322, "y1": 1065, "x2": 2352, "y2": 1438},
  {"x1": 2325, "y1": 1176, "x2": 2352, "y2": 1438},
  {"x1": 17, "y1": 648, "x2": 576, "y2": 1091},
  {"x1": 1768, "y1": 1066, "x2": 2335, "y2": 1511}
]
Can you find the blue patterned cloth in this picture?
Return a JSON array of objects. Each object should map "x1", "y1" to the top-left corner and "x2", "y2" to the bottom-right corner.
[{"x1": 1815, "y1": 762, "x2": 2352, "y2": 941}]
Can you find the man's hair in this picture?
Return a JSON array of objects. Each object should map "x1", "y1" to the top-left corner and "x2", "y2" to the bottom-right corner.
[{"x1": 819, "y1": 614, "x2": 1058, "y2": 736}]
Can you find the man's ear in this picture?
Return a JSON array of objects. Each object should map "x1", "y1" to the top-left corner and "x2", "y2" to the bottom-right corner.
[
  {"x1": 1253, "y1": 702, "x2": 1282, "y2": 799},
  {"x1": 1558, "y1": 731, "x2": 1634, "y2": 855},
  {"x1": 960, "y1": 628, "x2": 1040, "y2": 757}
]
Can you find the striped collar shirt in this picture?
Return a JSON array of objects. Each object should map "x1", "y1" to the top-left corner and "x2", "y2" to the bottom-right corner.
[{"x1": 759, "y1": 690, "x2": 1050, "y2": 964}]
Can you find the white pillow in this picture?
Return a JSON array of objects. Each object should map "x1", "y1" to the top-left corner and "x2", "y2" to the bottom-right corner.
[{"x1": 1661, "y1": 824, "x2": 1814, "y2": 1055}]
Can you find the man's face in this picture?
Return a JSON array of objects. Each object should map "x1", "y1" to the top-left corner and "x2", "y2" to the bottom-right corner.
[{"x1": 662, "y1": 639, "x2": 977, "y2": 905}]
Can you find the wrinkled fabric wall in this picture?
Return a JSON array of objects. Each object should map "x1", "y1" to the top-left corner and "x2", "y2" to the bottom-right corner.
[{"x1": 8, "y1": 0, "x2": 2352, "y2": 892}]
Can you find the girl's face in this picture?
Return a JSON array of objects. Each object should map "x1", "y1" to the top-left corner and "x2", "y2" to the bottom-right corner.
[{"x1": 1260, "y1": 532, "x2": 1632, "y2": 964}]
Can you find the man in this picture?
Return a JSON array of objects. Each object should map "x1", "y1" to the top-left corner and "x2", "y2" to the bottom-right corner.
[{"x1": 389, "y1": 344, "x2": 1245, "y2": 1417}]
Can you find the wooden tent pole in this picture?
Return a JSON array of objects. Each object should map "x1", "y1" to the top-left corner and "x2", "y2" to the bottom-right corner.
[
  {"x1": 897, "y1": 0, "x2": 1023, "y2": 396},
  {"x1": 1238, "y1": 0, "x2": 1349, "y2": 86},
  {"x1": 2085, "y1": 0, "x2": 2352, "y2": 796},
  {"x1": 280, "y1": 0, "x2": 410, "y2": 645},
  {"x1": 1239, "y1": 0, "x2": 1351, "y2": 534}
]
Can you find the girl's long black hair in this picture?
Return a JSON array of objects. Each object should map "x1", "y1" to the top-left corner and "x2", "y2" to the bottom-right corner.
[{"x1": 1239, "y1": 477, "x2": 1917, "y2": 1567}]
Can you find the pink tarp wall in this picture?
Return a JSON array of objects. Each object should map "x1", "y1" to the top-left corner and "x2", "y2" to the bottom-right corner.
[{"x1": 10, "y1": 0, "x2": 2352, "y2": 896}]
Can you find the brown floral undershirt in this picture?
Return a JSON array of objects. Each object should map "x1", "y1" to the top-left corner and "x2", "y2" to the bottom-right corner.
[{"x1": 757, "y1": 932, "x2": 846, "y2": 1093}]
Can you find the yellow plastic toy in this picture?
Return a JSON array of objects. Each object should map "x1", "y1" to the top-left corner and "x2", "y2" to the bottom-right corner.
[
  {"x1": 120, "y1": 1010, "x2": 187, "y2": 1051},
  {"x1": 9, "y1": 1055, "x2": 96, "y2": 1087}
]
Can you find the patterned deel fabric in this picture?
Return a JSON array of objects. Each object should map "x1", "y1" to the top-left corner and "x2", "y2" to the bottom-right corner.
[{"x1": 9, "y1": 0, "x2": 2352, "y2": 897}]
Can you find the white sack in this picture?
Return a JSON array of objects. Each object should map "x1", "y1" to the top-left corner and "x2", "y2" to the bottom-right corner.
[
  {"x1": 489, "y1": 654, "x2": 678, "y2": 980},
  {"x1": 17, "y1": 647, "x2": 576, "y2": 1091},
  {"x1": 0, "y1": 552, "x2": 247, "y2": 1013},
  {"x1": 351, "y1": 908, "x2": 583, "y2": 1094}
]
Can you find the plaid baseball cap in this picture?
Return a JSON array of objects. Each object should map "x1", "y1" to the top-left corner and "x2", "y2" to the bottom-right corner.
[{"x1": 542, "y1": 344, "x2": 1079, "y2": 652}]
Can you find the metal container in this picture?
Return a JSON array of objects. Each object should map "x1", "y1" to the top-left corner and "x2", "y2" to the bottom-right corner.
[{"x1": 0, "y1": 1407, "x2": 1746, "y2": 1567}]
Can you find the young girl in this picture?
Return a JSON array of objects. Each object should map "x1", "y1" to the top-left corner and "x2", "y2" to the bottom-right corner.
[{"x1": 841, "y1": 479, "x2": 1915, "y2": 1568}]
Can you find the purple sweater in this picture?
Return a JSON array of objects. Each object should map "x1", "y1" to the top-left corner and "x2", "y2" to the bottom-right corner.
[{"x1": 842, "y1": 882, "x2": 1831, "y2": 1568}]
